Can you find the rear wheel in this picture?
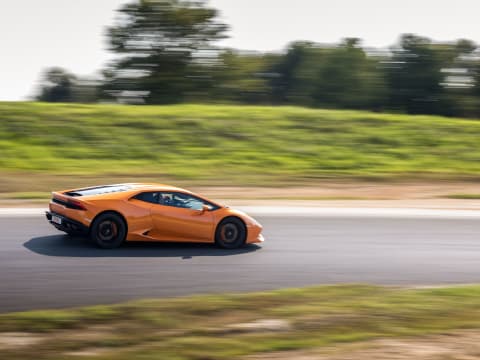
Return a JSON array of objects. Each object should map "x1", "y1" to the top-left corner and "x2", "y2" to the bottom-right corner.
[
  {"x1": 215, "y1": 217, "x2": 246, "y2": 249},
  {"x1": 90, "y1": 213, "x2": 126, "y2": 249}
]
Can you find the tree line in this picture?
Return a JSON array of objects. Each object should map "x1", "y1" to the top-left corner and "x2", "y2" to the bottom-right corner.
[{"x1": 37, "y1": 0, "x2": 480, "y2": 118}]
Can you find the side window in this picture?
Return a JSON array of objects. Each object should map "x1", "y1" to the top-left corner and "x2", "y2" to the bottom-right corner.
[
  {"x1": 133, "y1": 192, "x2": 158, "y2": 204},
  {"x1": 158, "y1": 192, "x2": 217, "y2": 210},
  {"x1": 157, "y1": 193, "x2": 175, "y2": 207}
]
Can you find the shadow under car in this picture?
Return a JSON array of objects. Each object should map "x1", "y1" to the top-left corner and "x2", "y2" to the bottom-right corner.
[{"x1": 24, "y1": 234, "x2": 262, "y2": 258}]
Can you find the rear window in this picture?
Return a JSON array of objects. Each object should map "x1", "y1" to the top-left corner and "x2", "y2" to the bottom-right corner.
[{"x1": 64, "y1": 185, "x2": 132, "y2": 197}]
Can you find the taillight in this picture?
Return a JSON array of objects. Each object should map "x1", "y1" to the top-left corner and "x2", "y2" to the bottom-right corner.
[{"x1": 68, "y1": 199, "x2": 87, "y2": 210}]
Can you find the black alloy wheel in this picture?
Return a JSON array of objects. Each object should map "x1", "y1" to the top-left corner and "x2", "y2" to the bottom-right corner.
[
  {"x1": 90, "y1": 213, "x2": 126, "y2": 249},
  {"x1": 215, "y1": 217, "x2": 246, "y2": 249}
]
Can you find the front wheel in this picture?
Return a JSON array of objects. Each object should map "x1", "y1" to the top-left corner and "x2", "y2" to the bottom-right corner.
[
  {"x1": 90, "y1": 213, "x2": 126, "y2": 249},
  {"x1": 215, "y1": 217, "x2": 246, "y2": 249}
]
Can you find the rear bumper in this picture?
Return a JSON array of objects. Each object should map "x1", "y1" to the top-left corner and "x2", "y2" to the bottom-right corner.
[{"x1": 46, "y1": 211, "x2": 89, "y2": 235}]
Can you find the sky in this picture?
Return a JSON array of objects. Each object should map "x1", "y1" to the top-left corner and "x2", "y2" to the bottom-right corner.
[{"x1": 1, "y1": 0, "x2": 479, "y2": 101}]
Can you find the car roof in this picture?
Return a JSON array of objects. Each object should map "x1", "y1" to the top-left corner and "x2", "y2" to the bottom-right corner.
[
  {"x1": 115, "y1": 183, "x2": 193, "y2": 193},
  {"x1": 61, "y1": 183, "x2": 195, "y2": 198}
]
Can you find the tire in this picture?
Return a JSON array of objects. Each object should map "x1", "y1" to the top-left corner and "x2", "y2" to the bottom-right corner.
[
  {"x1": 215, "y1": 217, "x2": 246, "y2": 249},
  {"x1": 90, "y1": 212, "x2": 126, "y2": 249}
]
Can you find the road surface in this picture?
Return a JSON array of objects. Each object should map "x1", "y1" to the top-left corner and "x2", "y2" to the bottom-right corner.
[{"x1": 1, "y1": 208, "x2": 480, "y2": 312}]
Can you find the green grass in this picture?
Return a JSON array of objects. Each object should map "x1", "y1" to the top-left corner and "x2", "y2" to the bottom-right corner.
[
  {"x1": 3, "y1": 285, "x2": 480, "y2": 359},
  {"x1": 445, "y1": 193, "x2": 480, "y2": 199},
  {"x1": 1, "y1": 102, "x2": 480, "y2": 185}
]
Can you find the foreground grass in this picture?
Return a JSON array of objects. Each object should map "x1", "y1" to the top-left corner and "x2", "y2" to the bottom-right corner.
[
  {"x1": 3, "y1": 285, "x2": 480, "y2": 359},
  {"x1": 2, "y1": 102, "x2": 480, "y2": 186}
]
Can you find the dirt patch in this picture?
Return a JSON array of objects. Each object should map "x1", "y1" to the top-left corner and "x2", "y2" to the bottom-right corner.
[
  {"x1": 192, "y1": 180, "x2": 480, "y2": 200},
  {"x1": 0, "y1": 332, "x2": 45, "y2": 349},
  {"x1": 64, "y1": 348, "x2": 110, "y2": 357},
  {"x1": 226, "y1": 319, "x2": 291, "y2": 333},
  {"x1": 247, "y1": 330, "x2": 480, "y2": 359},
  {"x1": 60, "y1": 325, "x2": 115, "y2": 342}
]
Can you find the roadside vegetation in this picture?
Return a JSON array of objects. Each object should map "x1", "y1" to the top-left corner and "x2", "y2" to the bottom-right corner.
[
  {"x1": 2, "y1": 102, "x2": 480, "y2": 190},
  {"x1": 38, "y1": 1, "x2": 480, "y2": 119},
  {"x1": 3, "y1": 284, "x2": 480, "y2": 359},
  {"x1": 444, "y1": 193, "x2": 480, "y2": 199}
]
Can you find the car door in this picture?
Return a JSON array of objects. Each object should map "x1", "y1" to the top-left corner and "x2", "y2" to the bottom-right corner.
[{"x1": 150, "y1": 192, "x2": 215, "y2": 242}]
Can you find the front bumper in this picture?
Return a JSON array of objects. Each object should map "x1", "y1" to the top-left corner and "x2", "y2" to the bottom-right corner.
[
  {"x1": 247, "y1": 232, "x2": 264, "y2": 244},
  {"x1": 46, "y1": 211, "x2": 89, "y2": 235}
]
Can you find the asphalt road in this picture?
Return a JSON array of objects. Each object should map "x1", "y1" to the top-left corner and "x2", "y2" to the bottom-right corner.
[{"x1": 2, "y1": 212, "x2": 480, "y2": 312}]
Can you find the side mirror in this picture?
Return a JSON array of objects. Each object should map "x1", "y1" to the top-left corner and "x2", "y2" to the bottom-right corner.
[{"x1": 194, "y1": 204, "x2": 210, "y2": 215}]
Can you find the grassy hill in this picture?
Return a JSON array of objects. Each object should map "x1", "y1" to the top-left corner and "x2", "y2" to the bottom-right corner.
[{"x1": 1, "y1": 102, "x2": 480, "y2": 185}]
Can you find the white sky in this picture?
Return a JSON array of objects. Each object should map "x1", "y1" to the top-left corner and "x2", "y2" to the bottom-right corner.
[{"x1": 1, "y1": 0, "x2": 479, "y2": 101}]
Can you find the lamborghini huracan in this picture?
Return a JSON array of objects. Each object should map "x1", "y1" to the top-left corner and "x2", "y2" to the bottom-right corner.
[{"x1": 46, "y1": 183, "x2": 264, "y2": 249}]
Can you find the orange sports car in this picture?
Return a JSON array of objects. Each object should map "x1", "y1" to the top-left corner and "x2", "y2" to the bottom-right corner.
[{"x1": 46, "y1": 183, "x2": 264, "y2": 249}]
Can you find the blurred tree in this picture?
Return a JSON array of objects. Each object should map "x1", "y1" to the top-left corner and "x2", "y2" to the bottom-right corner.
[
  {"x1": 104, "y1": 0, "x2": 227, "y2": 104},
  {"x1": 268, "y1": 41, "x2": 313, "y2": 104},
  {"x1": 385, "y1": 34, "x2": 457, "y2": 115},
  {"x1": 37, "y1": 67, "x2": 102, "y2": 103},
  {"x1": 455, "y1": 39, "x2": 476, "y2": 55},
  {"x1": 440, "y1": 39, "x2": 478, "y2": 117},
  {"x1": 473, "y1": 64, "x2": 480, "y2": 97},
  {"x1": 37, "y1": 67, "x2": 76, "y2": 102},
  {"x1": 311, "y1": 39, "x2": 387, "y2": 110},
  {"x1": 209, "y1": 50, "x2": 276, "y2": 103}
]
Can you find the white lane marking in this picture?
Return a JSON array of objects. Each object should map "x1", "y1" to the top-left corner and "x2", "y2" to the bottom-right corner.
[
  {"x1": 0, "y1": 208, "x2": 47, "y2": 216},
  {"x1": 1, "y1": 207, "x2": 480, "y2": 219},
  {"x1": 240, "y1": 207, "x2": 480, "y2": 218}
]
